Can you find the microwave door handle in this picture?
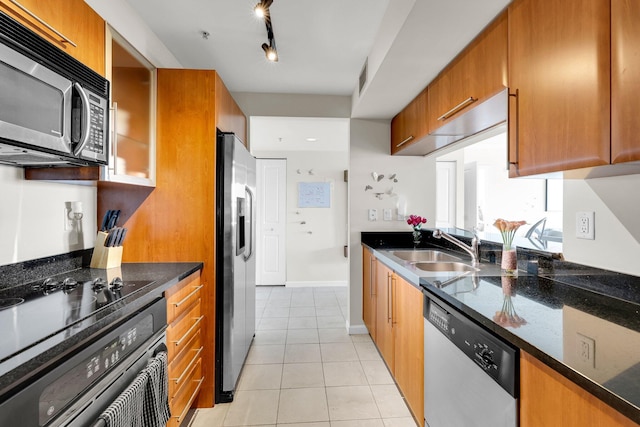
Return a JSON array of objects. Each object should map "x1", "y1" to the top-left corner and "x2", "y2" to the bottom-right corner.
[
  {"x1": 243, "y1": 186, "x2": 254, "y2": 262},
  {"x1": 72, "y1": 82, "x2": 92, "y2": 156}
]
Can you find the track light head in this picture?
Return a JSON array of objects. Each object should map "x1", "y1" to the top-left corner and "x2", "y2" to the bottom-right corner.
[
  {"x1": 262, "y1": 42, "x2": 278, "y2": 62},
  {"x1": 254, "y1": 0, "x2": 273, "y2": 19}
]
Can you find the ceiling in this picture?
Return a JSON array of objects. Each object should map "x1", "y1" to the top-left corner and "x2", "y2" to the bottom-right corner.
[
  {"x1": 250, "y1": 117, "x2": 350, "y2": 152},
  {"x1": 126, "y1": 0, "x2": 510, "y2": 119}
]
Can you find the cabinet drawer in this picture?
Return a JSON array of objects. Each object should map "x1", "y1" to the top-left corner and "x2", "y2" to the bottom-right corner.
[
  {"x1": 167, "y1": 300, "x2": 203, "y2": 361},
  {"x1": 168, "y1": 330, "x2": 203, "y2": 399},
  {"x1": 166, "y1": 272, "x2": 202, "y2": 324},
  {"x1": 168, "y1": 358, "x2": 203, "y2": 427}
]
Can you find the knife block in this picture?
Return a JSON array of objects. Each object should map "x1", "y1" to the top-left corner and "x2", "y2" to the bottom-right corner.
[{"x1": 90, "y1": 231, "x2": 123, "y2": 269}]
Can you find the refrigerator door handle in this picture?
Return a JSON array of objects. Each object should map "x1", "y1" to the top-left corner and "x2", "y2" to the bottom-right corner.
[{"x1": 243, "y1": 186, "x2": 254, "y2": 262}]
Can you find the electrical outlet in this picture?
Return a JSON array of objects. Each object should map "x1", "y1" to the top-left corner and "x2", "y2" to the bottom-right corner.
[
  {"x1": 368, "y1": 209, "x2": 378, "y2": 221},
  {"x1": 383, "y1": 208, "x2": 392, "y2": 221},
  {"x1": 576, "y1": 211, "x2": 595, "y2": 239},
  {"x1": 576, "y1": 333, "x2": 596, "y2": 368}
]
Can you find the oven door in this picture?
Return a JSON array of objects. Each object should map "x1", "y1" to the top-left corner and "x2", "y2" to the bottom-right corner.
[{"x1": 0, "y1": 298, "x2": 167, "y2": 427}]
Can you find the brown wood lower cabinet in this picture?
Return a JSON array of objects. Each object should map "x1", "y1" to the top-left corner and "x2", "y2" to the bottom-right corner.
[
  {"x1": 364, "y1": 249, "x2": 424, "y2": 425},
  {"x1": 362, "y1": 247, "x2": 377, "y2": 341},
  {"x1": 165, "y1": 271, "x2": 204, "y2": 426},
  {"x1": 374, "y1": 261, "x2": 395, "y2": 373},
  {"x1": 520, "y1": 351, "x2": 639, "y2": 427},
  {"x1": 393, "y1": 274, "x2": 424, "y2": 425}
]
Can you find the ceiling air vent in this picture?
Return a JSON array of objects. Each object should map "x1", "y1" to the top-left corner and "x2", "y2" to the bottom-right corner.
[{"x1": 359, "y1": 58, "x2": 368, "y2": 95}]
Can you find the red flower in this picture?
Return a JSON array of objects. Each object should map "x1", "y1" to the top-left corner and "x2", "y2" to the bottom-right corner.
[{"x1": 407, "y1": 215, "x2": 427, "y2": 228}]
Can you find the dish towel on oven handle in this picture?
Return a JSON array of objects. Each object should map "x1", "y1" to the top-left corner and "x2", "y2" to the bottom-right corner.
[
  {"x1": 97, "y1": 351, "x2": 170, "y2": 427},
  {"x1": 97, "y1": 370, "x2": 149, "y2": 427},
  {"x1": 143, "y1": 351, "x2": 171, "y2": 427}
]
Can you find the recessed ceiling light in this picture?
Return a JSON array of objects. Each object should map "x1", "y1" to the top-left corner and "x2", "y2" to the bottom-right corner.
[{"x1": 306, "y1": 137, "x2": 317, "y2": 142}]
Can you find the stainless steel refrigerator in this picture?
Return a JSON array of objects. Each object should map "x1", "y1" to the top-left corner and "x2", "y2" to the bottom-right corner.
[{"x1": 215, "y1": 131, "x2": 256, "y2": 403}]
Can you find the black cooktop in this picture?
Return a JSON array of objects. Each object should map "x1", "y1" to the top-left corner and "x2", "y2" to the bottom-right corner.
[{"x1": 0, "y1": 269, "x2": 154, "y2": 365}]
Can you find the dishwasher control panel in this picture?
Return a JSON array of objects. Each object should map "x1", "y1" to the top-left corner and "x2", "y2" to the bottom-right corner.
[{"x1": 427, "y1": 299, "x2": 451, "y2": 335}]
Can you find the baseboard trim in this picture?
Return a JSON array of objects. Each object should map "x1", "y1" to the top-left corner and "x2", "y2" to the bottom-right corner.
[
  {"x1": 285, "y1": 280, "x2": 348, "y2": 288},
  {"x1": 348, "y1": 324, "x2": 369, "y2": 335}
]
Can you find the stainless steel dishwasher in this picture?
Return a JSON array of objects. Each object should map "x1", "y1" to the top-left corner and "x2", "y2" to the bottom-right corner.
[{"x1": 423, "y1": 291, "x2": 518, "y2": 427}]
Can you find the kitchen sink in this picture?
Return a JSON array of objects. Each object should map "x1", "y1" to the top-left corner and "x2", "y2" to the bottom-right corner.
[
  {"x1": 414, "y1": 262, "x2": 479, "y2": 273},
  {"x1": 392, "y1": 250, "x2": 460, "y2": 263}
]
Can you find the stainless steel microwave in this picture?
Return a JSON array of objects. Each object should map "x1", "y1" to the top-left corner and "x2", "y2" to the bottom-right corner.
[{"x1": 0, "y1": 11, "x2": 109, "y2": 167}]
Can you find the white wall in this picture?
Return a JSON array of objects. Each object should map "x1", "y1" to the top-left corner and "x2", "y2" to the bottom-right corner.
[
  {"x1": 348, "y1": 118, "x2": 436, "y2": 333},
  {"x1": 84, "y1": 0, "x2": 181, "y2": 68},
  {"x1": 0, "y1": 166, "x2": 96, "y2": 266},
  {"x1": 563, "y1": 174, "x2": 640, "y2": 276},
  {"x1": 253, "y1": 150, "x2": 349, "y2": 286}
]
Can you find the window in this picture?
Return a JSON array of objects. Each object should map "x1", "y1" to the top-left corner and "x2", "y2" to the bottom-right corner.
[{"x1": 436, "y1": 127, "x2": 563, "y2": 252}]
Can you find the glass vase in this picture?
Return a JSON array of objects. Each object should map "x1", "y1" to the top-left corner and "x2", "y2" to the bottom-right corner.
[
  {"x1": 412, "y1": 229, "x2": 422, "y2": 246},
  {"x1": 501, "y1": 244, "x2": 517, "y2": 275}
]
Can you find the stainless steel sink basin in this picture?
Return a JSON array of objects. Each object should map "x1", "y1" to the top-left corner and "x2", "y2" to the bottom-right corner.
[
  {"x1": 392, "y1": 250, "x2": 460, "y2": 262},
  {"x1": 414, "y1": 262, "x2": 479, "y2": 273}
]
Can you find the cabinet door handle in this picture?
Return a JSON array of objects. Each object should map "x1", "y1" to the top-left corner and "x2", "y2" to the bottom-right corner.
[
  {"x1": 171, "y1": 377, "x2": 204, "y2": 423},
  {"x1": 174, "y1": 285, "x2": 204, "y2": 308},
  {"x1": 396, "y1": 135, "x2": 414, "y2": 148},
  {"x1": 171, "y1": 346, "x2": 203, "y2": 386},
  {"x1": 508, "y1": 89, "x2": 519, "y2": 168},
  {"x1": 370, "y1": 258, "x2": 375, "y2": 297},
  {"x1": 10, "y1": 0, "x2": 77, "y2": 47},
  {"x1": 391, "y1": 276, "x2": 397, "y2": 325},
  {"x1": 437, "y1": 97, "x2": 477, "y2": 121},
  {"x1": 173, "y1": 316, "x2": 204, "y2": 347},
  {"x1": 110, "y1": 102, "x2": 118, "y2": 174},
  {"x1": 387, "y1": 272, "x2": 392, "y2": 323}
]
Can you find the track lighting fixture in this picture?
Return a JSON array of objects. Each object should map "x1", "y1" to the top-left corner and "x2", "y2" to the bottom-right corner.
[
  {"x1": 254, "y1": 0, "x2": 278, "y2": 62},
  {"x1": 254, "y1": 0, "x2": 273, "y2": 19},
  {"x1": 262, "y1": 42, "x2": 278, "y2": 62}
]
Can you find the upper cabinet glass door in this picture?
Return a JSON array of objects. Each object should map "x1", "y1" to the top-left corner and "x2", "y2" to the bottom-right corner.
[{"x1": 104, "y1": 27, "x2": 156, "y2": 186}]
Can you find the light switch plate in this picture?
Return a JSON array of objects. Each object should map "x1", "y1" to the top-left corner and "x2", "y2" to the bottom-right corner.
[
  {"x1": 368, "y1": 209, "x2": 377, "y2": 221},
  {"x1": 383, "y1": 208, "x2": 392, "y2": 221},
  {"x1": 576, "y1": 211, "x2": 595, "y2": 239}
]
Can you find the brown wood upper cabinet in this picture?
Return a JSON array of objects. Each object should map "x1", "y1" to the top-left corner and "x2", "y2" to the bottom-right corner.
[
  {"x1": 428, "y1": 11, "x2": 507, "y2": 133},
  {"x1": 508, "y1": 0, "x2": 610, "y2": 177},
  {"x1": 0, "y1": 0, "x2": 105, "y2": 75},
  {"x1": 611, "y1": 0, "x2": 640, "y2": 164},
  {"x1": 390, "y1": 87, "x2": 428, "y2": 154},
  {"x1": 216, "y1": 74, "x2": 247, "y2": 144}
]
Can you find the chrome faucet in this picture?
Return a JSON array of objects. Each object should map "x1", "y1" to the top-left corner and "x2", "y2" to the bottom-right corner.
[{"x1": 432, "y1": 229, "x2": 480, "y2": 266}]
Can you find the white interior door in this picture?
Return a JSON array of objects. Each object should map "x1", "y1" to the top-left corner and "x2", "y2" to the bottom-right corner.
[{"x1": 256, "y1": 158, "x2": 287, "y2": 285}]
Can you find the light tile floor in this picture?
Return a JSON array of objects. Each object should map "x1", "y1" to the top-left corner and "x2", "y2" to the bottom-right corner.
[{"x1": 188, "y1": 286, "x2": 418, "y2": 427}]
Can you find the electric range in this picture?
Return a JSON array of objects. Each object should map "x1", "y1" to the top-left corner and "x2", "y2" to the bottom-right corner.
[{"x1": 0, "y1": 269, "x2": 155, "y2": 373}]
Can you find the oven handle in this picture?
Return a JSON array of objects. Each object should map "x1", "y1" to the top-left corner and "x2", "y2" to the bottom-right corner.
[{"x1": 88, "y1": 337, "x2": 169, "y2": 427}]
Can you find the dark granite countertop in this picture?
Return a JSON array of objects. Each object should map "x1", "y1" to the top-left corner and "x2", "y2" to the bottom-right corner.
[
  {"x1": 362, "y1": 231, "x2": 640, "y2": 424},
  {"x1": 0, "y1": 258, "x2": 202, "y2": 397}
]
